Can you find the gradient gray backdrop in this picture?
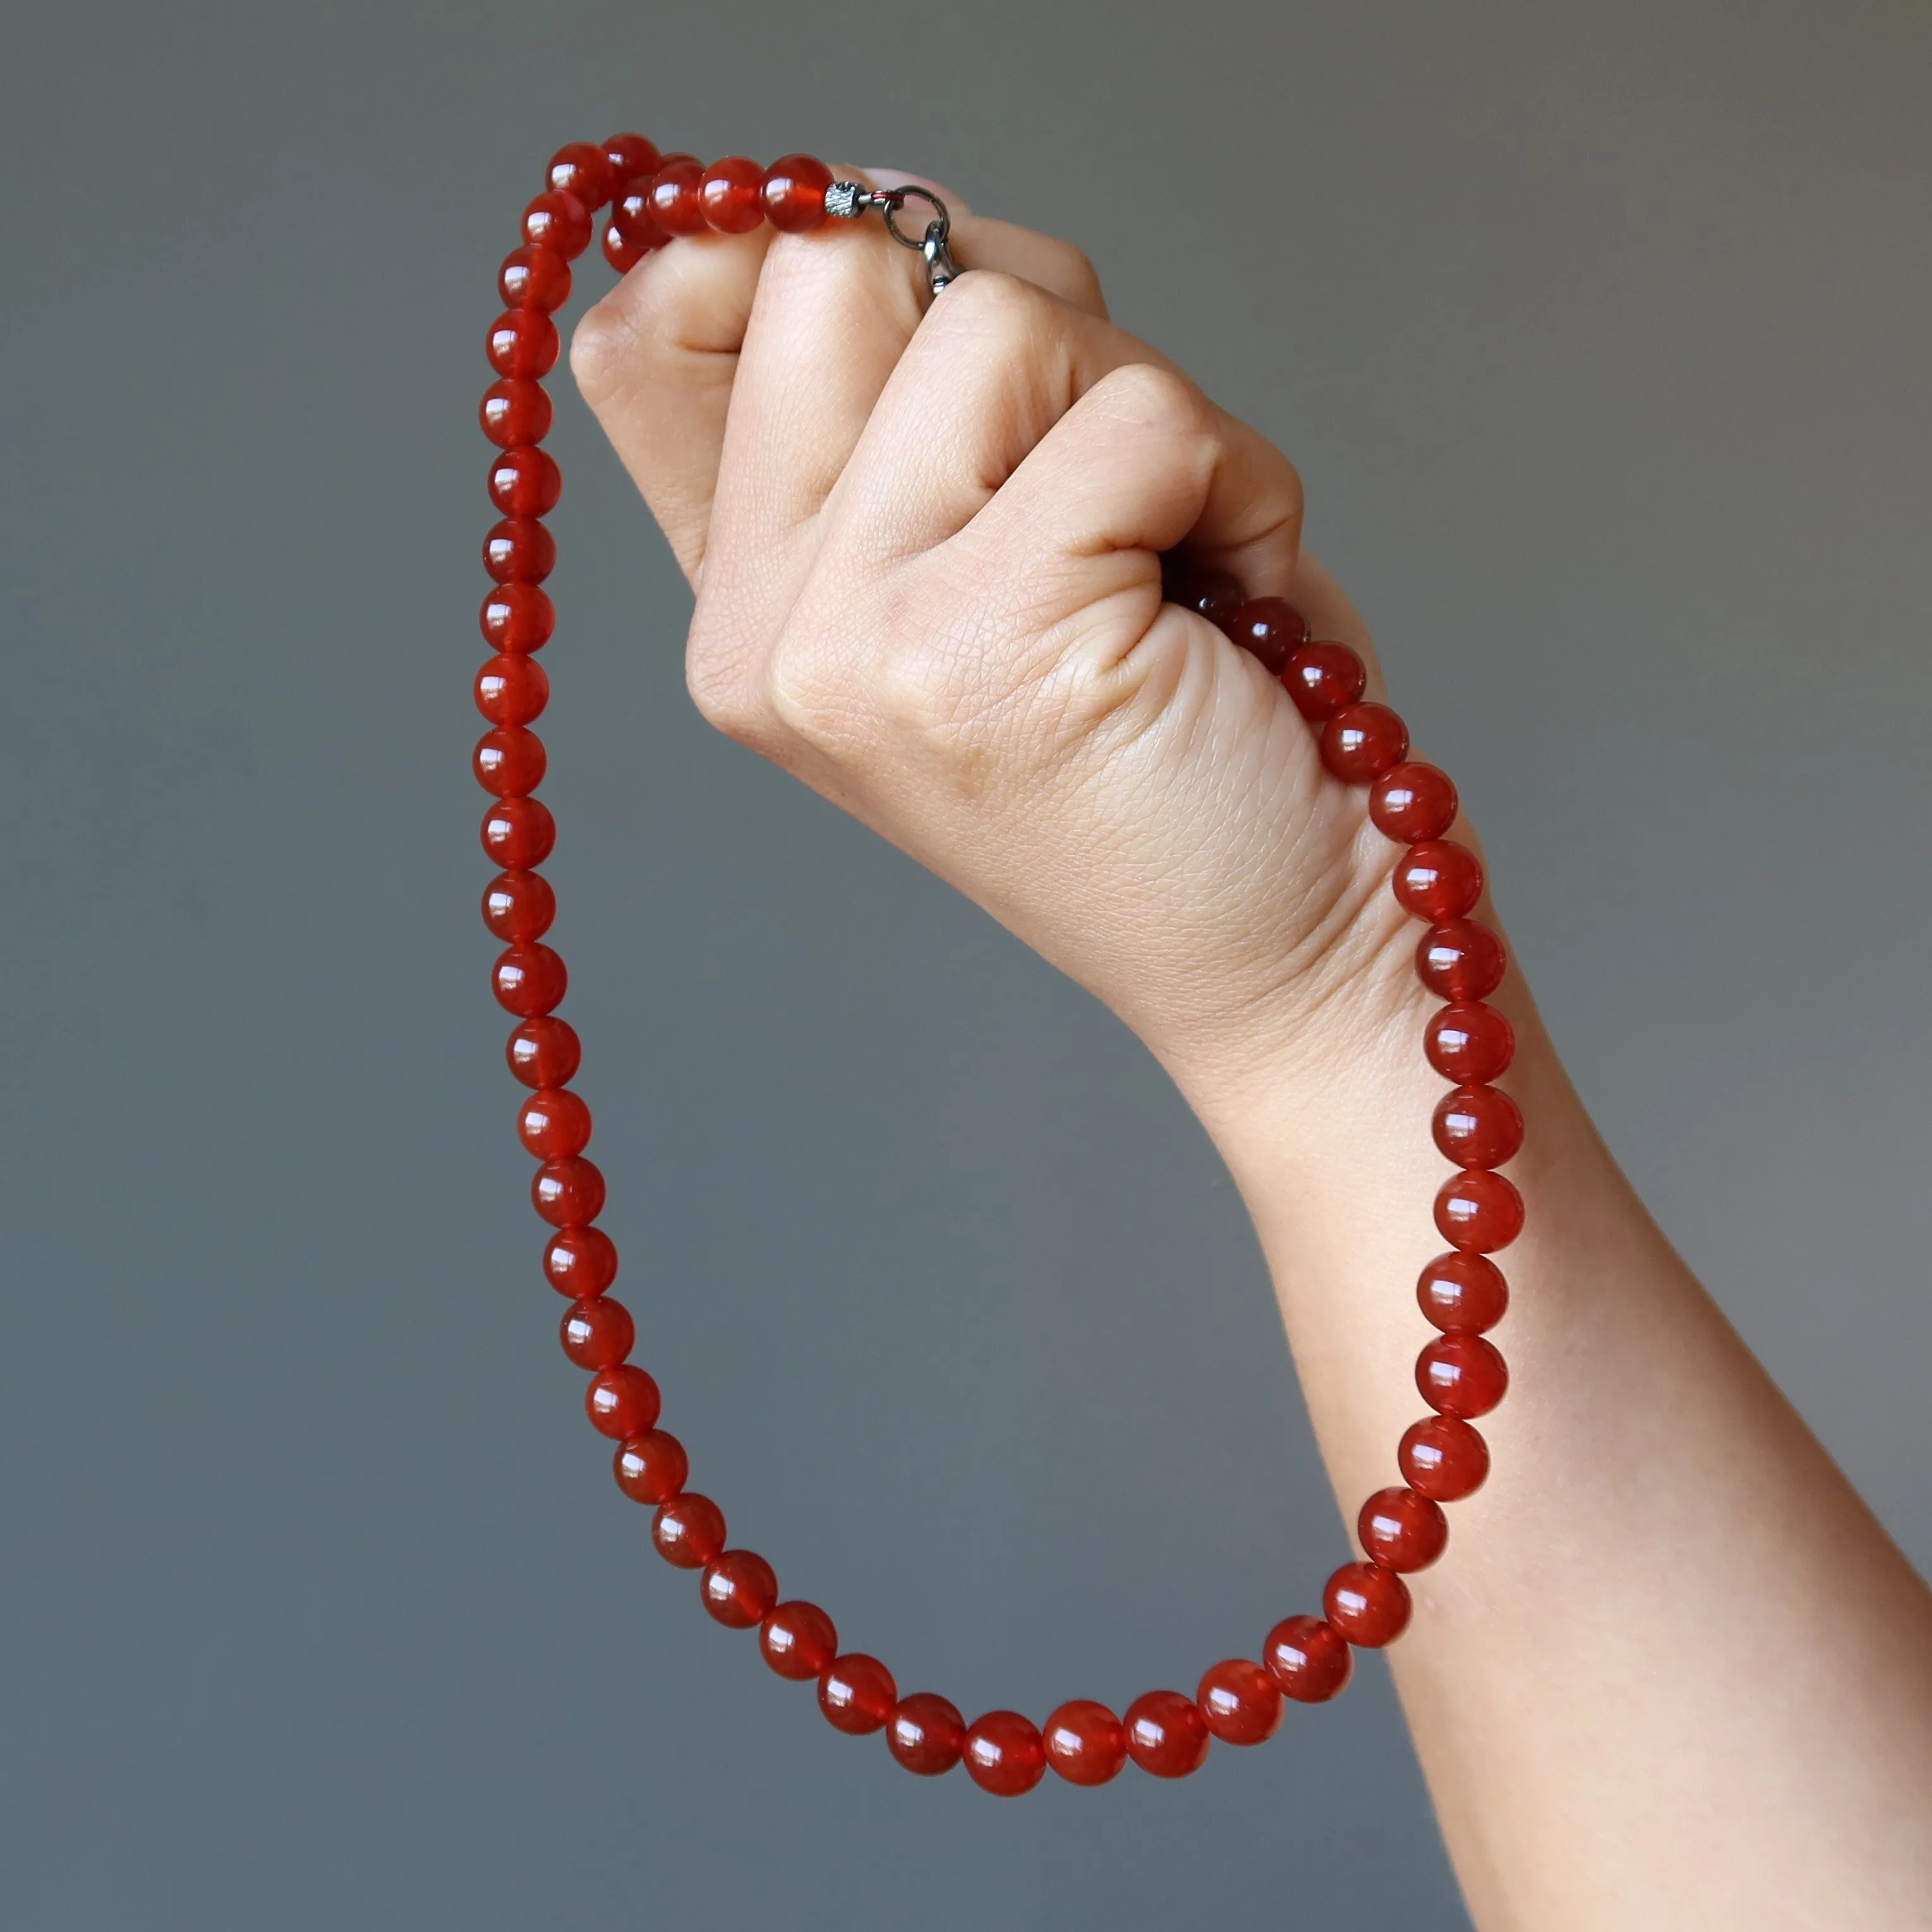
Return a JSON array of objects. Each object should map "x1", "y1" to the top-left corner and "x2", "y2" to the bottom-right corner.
[{"x1": 6, "y1": 2, "x2": 1929, "y2": 1926}]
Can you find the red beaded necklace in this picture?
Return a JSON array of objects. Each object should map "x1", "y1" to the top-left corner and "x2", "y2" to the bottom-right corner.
[{"x1": 476, "y1": 135, "x2": 1521, "y2": 1796}]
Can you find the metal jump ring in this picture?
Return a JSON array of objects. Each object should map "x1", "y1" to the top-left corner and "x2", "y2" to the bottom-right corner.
[{"x1": 876, "y1": 185, "x2": 950, "y2": 253}]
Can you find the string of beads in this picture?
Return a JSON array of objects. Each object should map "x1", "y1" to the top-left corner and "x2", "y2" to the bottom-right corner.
[{"x1": 476, "y1": 134, "x2": 1521, "y2": 1795}]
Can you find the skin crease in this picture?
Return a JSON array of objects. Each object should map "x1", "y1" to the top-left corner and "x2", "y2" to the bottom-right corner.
[{"x1": 571, "y1": 170, "x2": 1932, "y2": 1928}]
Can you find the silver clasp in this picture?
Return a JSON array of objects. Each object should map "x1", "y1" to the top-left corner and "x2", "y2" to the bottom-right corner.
[{"x1": 823, "y1": 181, "x2": 959, "y2": 296}]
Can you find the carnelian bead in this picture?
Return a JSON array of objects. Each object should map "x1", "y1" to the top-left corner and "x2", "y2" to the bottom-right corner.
[
  {"x1": 615, "y1": 1428, "x2": 687, "y2": 1503},
  {"x1": 561, "y1": 1295, "x2": 632, "y2": 1371},
  {"x1": 963, "y1": 1711, "x2": 1047, "y2": 1796},
  {"x1": 479, "y1": 583, "x2": 555, "y2": 655},
  {"x1": 819, "y1": 1654, "x2": 896, "y2": 1734},
  {"x1": 544, "y1": 1225, "x2": 615, "y2": 1298},
  {"x1": 700, "y1": 155, "x2": 766, "y2": 232},
  {"x1": 1399, "y1": 1415, "x2": 1490, "y2": 1501},
  {"x1": 602, "y1": 221, "x2": 650, "y2": 274},
  {"x1": 533, "y1": 1156, "x2": 605, "y2": 1228},
  {"x1": 1324, "y1": 1562, "x2": 1411, "y2": 1647},
  {"x1": 649, "y1": 159, "x2": 708, "y2": 236},
  {"x1": 498, "y1": 246, "x2": 571, "y2": 314},
  {"x1": 483, "y1": 869, "x2": 555, "y2": 944},
  {"x1": 1283, "y1": 639, "x2": 1367, "y2": 720},
  {"x1": 653, "y1": 1490, "x2": 725, "y2": 1566},
  {"x1": 1418, "y1": 1332, "x2": 1509, "y2": 1417},
  {"x1": 487, "y1": 445, "x2": 561, "y2": 519},
  {"x1": 1417, "y1": 919, "x2": 1507, "y2": 1002},
  {"x1": 1435, "y1": 1169, "x2": 1524, "y2": 1252},
  {"x1": 601, "y1": 132, "x2": 661, "y2": 189},
  {"x1": 588, "y1": 1363, "x2": 660, "y2": 1440},
  {"x1": 480, "y1": 378, "x2": 552, "y2": 449},
  {"x1": 486, "y1": 309, "x2": 558, "y2": 379},
  {"x1": 657, "y1": 152, "x2": 699, "y2": 169},
  {"x1": 510, "y1": 1015, "x2": 581, "y2": 1090},
  {"x1": 483, "y1": 517, "x2": 555, "y2": 585},
  {"x1": 481, "y1": 797, "x2": 555, "y2": 869},
  {"x1": 761, "y1": 1600, "x2": 838, "y2": 1681},
  {"x1": 1396, "y1": 840, "x2": 1483, "y2": 922},
  {"x1": 1263, "y1": 1615, "x2": 1353, "y2": 1703},
  {"x1": 1433, "y1": 1085, "x2": 1523, "y2": 1170},
  {"x1": 762, "y1": 153, "x2": 833, "y2": 231},
  {"x1": 701, "y1": 1549, "x2": 779, "y2": 1627},
  {"x1": 546, "y1": 141, "x2": 610, "y2": 210},
  {"x1": 1416, "y1": 1251, "x2": 1509, "y2": 1332},
  {"x1": 492, "y1": 942, "x2": 567, "y2": 1017},
  {"x1": 889, "y1": 1693, "x2": 966, "y2": 1775},
  {"x1": 612, "y1": 177, "x2": 669, "y2": 248},
  {"x1": 1123, "y1": 1691, "x2": 1211, "y2": 1778},
  {"x1": 1225, "y1": 596, "x2": 1308, "y2": 675},
  {"x1": 1425, "y1": 1001, "x2": 1514, "y2": 1083},
  {"x1": 1358, "y1": 1486, "x2": 1449, "y2": 1572},
  {"x1": 1322, "y1": 701, "x2": 1410, "y2": 781},
  {"x1": 473, "y1": 726, "x2": 546, "y2": 797},
  {"x1": 1164, "y1": 558, "x2": 1246, "y2": 632},
  {"x1": 1197, "y1": 1659, "x2": 1283, "y2": 1744},
  {"x1": 518, "y1": 1086, "x2": 591, "y2": 1159},
  {"x1": 522, "y1": 189, "x2": 592, "y2": 260},
  {"x1": 1042, "y1": 1701, "x2": 1128, "y2": 1785},
  {"x1": 1371, "y1": 761, "x2": 1458, "y2": 843}
]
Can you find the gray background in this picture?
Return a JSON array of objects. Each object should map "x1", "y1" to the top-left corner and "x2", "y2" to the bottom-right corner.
[{"x1": 4, "y1": 1, "x2": 1929, "y2": 1926}]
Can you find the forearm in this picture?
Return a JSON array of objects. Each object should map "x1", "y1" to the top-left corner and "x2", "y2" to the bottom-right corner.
[{"x1": 1188, "y1": 945, "x2": 1932, "y2": 1929}]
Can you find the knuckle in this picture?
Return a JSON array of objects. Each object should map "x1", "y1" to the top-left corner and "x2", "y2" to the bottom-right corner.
[
  {"x1": 1090, "y1": 360, "x2": 1211, "y2": 435},
  {"x1": 929, "y1": 267, "x2": 1057, "y2": 347},
  {"x1": 567, "y1": 294, "x2": 633, "y2": 408},
  {"x1": 684, "y1": 627, "x2": 768, "y2": 747}
]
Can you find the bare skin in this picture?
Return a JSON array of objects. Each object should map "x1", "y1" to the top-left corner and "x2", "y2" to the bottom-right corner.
[{"x1": 571, "y1": 173, "x2": 1932, "y2": 1929}]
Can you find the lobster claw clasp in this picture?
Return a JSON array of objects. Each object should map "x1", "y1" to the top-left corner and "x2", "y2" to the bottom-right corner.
[{"x1": 823, "y1": 181, "x2": 960, "y2": 297}]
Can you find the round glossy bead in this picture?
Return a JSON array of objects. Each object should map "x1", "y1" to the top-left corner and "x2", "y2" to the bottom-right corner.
[
  {"x1": 1425, "y1": 1001, "x2": 1514, "y2": 1083},
  {"x1": 1417, "y1": 919, "x2": 1507, "y2": 1002},
  {"x1": 963, "y1": 1711, "x2": 1047, "y2": 1796},
  {"x1": 480, "y1": 378, "x2": 552, "y2": 449},
  {"x1": 1399, "y1": 1414, "x2": 1490, "y2": 1502},
  {"x1": 544, "y1": 1225, "x2": 616, "y2": 1298},
  {"x1": 1395, "y1": 840, "x2": 1484, "y2": 922},
  {"x1": 760, "y1": 1600, "x2": 838, "y2": 1681},
  {"x1": 485, "y1": 310, "x2": 558, "y2": 379},
  {"x1": 1323, "y1": 1561, "x2": 1412, "y2": 1648},
  {"x1": 700, "y1": 155, "x2": 766, "y2": 232},
  {"x1": 1123, "y1": 1691, "x2": 1211, "y2": 1778},
  {"x1": 652, "y1": 1490, "x2": 725, "y2": 1567},
  {"x1": 487, "y1": 445, "x2": 561, "y2": 519},
  {"x1": 587, "y1": 1363, "x2": 660, "y2": 1440},
  {"x1": 498, "y1": 245, "x2": 571, "y2": 313},
  {"x1": 761, "y1": 153, "x2": 833, "y2": 231},
  {"x1": 1371, "y1": 761, "x2": 1459, "y2": 843},
  {"x1": 1263, "y1": 1615, "x2": 1353, "y2": 1703},
  {"x1": 888, "y1": 1693, "x2": 965, "y2": 1775},
  {"x1": 473, "y1": 726, "x2": 546, "y2": 797},
  {"x1": 1042, "y1": 1700, "x2": 1128, "y2": 1785},
  {"x1": 483, "y1": 869, "x2": 555, "y2": 944},
  {"x1": 1164, "y1": 558, "x2": 1247, "y2": 633},
  {"x1": 614, "y1": 1428, "x2": 687, "y2": 1504},
  {"x1": 517, "y1": 1086, "x2": 591, "y2": 1159},
  {"x1": 1433, "y1": 1085, "x2": 1523, "y2": 1170},
  {"x1": 1416, "y1": 1250, "x2": 1509, "y2": 1333},
  {"x1": 474, "y1": 653, "x2": 549, "y2": 726},
  {"x1": 533, "y1": 1156, "x2": 605, "y2": 1228},
  {"x1": 1435, "y1": 1169, "x2": 1524, "y2": 1252},
  {"x1": 701, "y1": 1549, "x2": 779, "y2": 1628},
  {"x1": 1358, "y1": 1486, "x2": 1449, "y2": 1572},
  {"x1": 560, "y1": 1295, "x2": 632, "y2": 1371},
  {"x1": 1226, "y1": 597, "x2": 1309, "y2": 676},
  {"x1": 1322, "y1": 701, "x2": 1410, "y2": 781},
  {"x1": 479, "y1": 583, "x2": 555, "y2": 655},
  {"x1": 601, "y1": 133, "x2": 661, "y2": 189},
  {"x1": 483, "y1": 517, "x2": 555, "y2": 585},
  {"x1": 649, "y1": 159, "x2": 708, "y2": 236},
  {"x1": 611, "y1": 176, "x2": 669, "y2": 248},
  {"x1": 546, "y1": 140, "x2": 610, "y2": 210},
  {"x1": 818, "y1": 1654, "x2": 896, "y2": 1735},
  {"x1": 492, "y1": 942, "x2": 566, "y2": 1017},
  {"x1": 481, "y1": 797, "x2": 555, "y2": 870},
  {"x1": 522, "y1": 189, "x2": 592, "y2": 260},
  {"x1": 601, "y1": 220, "x2": 651, "y2": 274},
  {"x1": 1197, "y1": 1659, "x2": 1283, "y2": 1744},
  {"x1": 1418, "y1": 1333, "x2": 1510, "y2": 1417},
  {"x1": 1283, "y1": 639, "x2": 1367, "y2": 720},
  {"x1": 510, "y1": 1015, "x2": 581, "y2": 1090}
]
